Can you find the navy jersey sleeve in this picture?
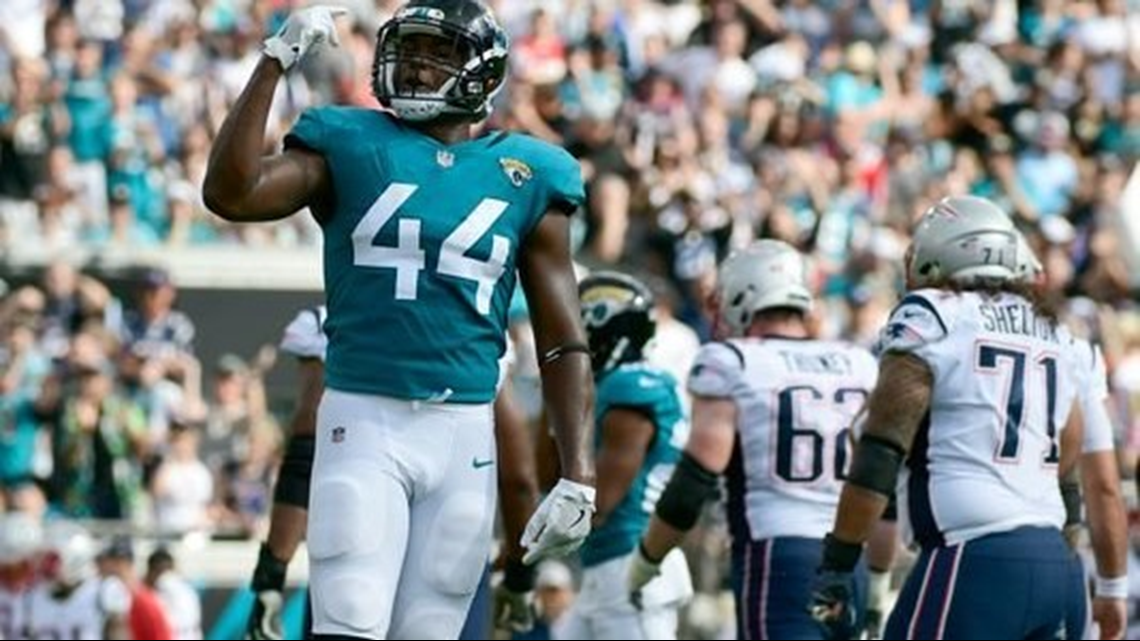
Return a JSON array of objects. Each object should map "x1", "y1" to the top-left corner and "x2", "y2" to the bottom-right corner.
[{"x1": 876, "y1": 290, "x2": 954, "y2": 357}]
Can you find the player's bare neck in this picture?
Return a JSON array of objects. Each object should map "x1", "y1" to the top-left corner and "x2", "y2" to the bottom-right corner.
[{"x1": 748, "y1": 319, "x2": 809, "y2": 340}]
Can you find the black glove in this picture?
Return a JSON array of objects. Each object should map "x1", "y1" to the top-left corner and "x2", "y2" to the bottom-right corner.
[
  {"x1": 809, "y1": 534, "x2": 862, "y2": 641},
  {"x1": 248, "y1": 590, "x2": 285, "y2": 640},
  {"x1": 247, "y1": 544, "x2": 288, "y2": 640},
  {"x1": 494, "y1": 559, "x2": 536, "y2": 633}
]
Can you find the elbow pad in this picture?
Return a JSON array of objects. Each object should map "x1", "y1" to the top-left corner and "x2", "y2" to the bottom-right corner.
[
  {"x1": 848, "y1": 435, "x2": 905, "y2": 498},
  {"x1": 881, "y1": 491, "x2": 898, "y2": 522},
  {"x1": 655, "y1": 454, "x2": 719, "y2": 531}
]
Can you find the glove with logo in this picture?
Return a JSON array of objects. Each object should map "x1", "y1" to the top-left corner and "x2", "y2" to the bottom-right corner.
[
  {"x1": 246, "y1": 544, "x2": 287, "y2": 640},
  {"x1": 627, "y1": 543, "x2": 663, "y2": 610},
  {"x1": 263, "y1": 5, "x2": 348, "y2": 71},
  {"x1": 521, "y1": 479, "x2": 596, "y2": 565},
  {"x1": 494, "y1": 559, "x2": 535, "y2": 633},
  {"x1": 809, "y1": 534, "x2": 862, "y2": 641}
]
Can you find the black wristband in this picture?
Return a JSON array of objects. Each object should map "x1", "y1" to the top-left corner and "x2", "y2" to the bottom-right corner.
[
  {"x1": 820, "y1": 534, "x2": 863, "y2": 573},
  {"x1": 251, "y1": 543, "x2": 289, "y2": 592},
  {"x1": 639, "y1": 541, "x2": 663, "y2": 565},
  {"x1": 503, "y1": 558, "x2": 535, "y2": 592}
]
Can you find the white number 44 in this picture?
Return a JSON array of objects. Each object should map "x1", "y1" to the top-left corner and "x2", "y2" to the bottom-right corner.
[{"x1": 351, "y1": 182, "x2": 511, "y2": 315}]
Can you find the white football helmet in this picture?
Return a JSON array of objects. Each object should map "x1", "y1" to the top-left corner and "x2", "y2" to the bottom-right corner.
[
  {"x1": 907, "y1": 195, "x2": 1018, "y2": 287},
  {"x1": 0, "y1": 512, "x2": 43, "y2": 565},
  {"x1": 716, "y1": 239, "x2": 813, "y2": 336},
  {"x1": 42, "y1": 520, "x2": 96, "y2": 586},
  {"x1": 1014, "y1": 232, "x2": 1044, "y2": 283}
]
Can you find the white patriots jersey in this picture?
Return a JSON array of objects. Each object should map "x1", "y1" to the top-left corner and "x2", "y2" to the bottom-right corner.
[
  {"x1": 26, "y1": 578, "x2": 125, "y2": 640},
  {"x1": 280, "y1": 306, "x2": 327, "y2": 361},
  {"x1": 1074, "y1": 339, "x2": 1114, "y2": 453},
  {"x1": 688, "y1": 337, "x2": 878, "y2": 542},
  {"x1": 0, "y1": 586, "x2": 33, "y2": 640},
  {"x1": 879, "y1": 289, "x2": 1081, "y2": 547}
]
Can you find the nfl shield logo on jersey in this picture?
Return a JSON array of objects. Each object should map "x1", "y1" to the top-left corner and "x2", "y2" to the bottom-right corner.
[
  {"x1": 331, "y1": 426, "x2": 346, "y2": 443},
  {"x1": 436, "y1": 150, "x2": 455, "y2": 168}
]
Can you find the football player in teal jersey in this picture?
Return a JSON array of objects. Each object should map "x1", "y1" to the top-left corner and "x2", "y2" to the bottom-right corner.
[
  {"x1": 202, "y1": 2, "x2": 596, "y2": 638},
  {"x1": 558, "y1": 272, "x2": 692, "y2": 640}
]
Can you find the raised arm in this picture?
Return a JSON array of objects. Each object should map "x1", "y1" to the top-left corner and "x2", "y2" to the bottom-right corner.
[{"x1": 202, "y1": 7, "x2": 343, "y2": 221}]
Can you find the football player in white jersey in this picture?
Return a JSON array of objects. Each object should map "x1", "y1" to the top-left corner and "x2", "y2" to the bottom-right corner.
[
  {"x1": 1016, "y1": 236, "x2": 1128, "y2": 640},
  {"x1": 0, "y1": 512, "x2": 42, "y2": 640},
  {"x1": 247, "y1": 305, "x2": 327, "y2": 640},
  {"x1": 630, "y1": 240, "x2": 879, "y2": 639},
  {"x1": 29, "y1": 520, "x2": 129, "y2": 640},
  {"x1": 810, "y1": 196, "x2": 1089, "y2": 640}
]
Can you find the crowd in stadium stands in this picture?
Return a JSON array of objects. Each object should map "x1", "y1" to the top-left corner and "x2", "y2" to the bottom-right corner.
[
  {"x1": 1, "y1": 0, "x2": 1139, "y2": 637},
  {"x1": 0, "y1": 262, "x2": 280, "y2": 540}
]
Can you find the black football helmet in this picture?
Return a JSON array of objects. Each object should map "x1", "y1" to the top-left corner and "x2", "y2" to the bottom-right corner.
[
  {"x1": 372, "y1": 0, "x2": 509, "y2": 122},
  {"x1": 579, "y1": 272, "x2": 657, "y2": 374}
]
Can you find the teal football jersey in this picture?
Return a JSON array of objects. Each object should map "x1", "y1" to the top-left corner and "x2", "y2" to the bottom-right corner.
[
  {"x1": 286, "y1": 108, "x2": 584, "y2": 403},
  {"x1": 580, "y1": 363, "x2": 688, "y2": 567}
]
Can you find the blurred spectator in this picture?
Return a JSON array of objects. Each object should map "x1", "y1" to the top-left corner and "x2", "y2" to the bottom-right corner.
[
  {"x1": 514, "y1": 560, "x2": 575, "y2": 641},
  {"x1": 150, "y1": 422, "x2": 214, "y2": 536},
  {"x1": 42, "y1": 352, "x2": 148, "y2": 521},
  {"x1": 213, "y1": 419, "x2": 278, "y2": 539},
  {"x1": 144, "y1": 547, "x2": 203, "y2": 641},
  {"x1": 120, "y1": 267, "x2": 195, "y2": 359},
  {"x1": 513, "y1": 9, "x2": 568, "y2": 86},
  {"x1": 39, "y1": 260, "x2": 119, "y2": 359},
  {"x1": 199, "y1": 348, "x2": 273, "y2": 475},
  {"x1": 96, "y1": 536, "x2": 175, "y2": 641},
  {"x1": 1016, "y1": 111, "x2": 1079, "y2": 219}
]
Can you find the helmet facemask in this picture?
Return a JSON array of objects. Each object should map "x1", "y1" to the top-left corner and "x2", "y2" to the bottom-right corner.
[
  {"x1": 373, "y1": 8, "x2": 508, "y2": 122},
  {"x1": 579, "y1": 273, "x2": 657, "y2": 375}
]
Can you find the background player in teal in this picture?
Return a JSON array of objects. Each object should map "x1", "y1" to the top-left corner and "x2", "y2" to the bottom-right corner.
[
  {"x1": 559, "y1": 272, "x2": 692, "y2": 640},
  {"x1": 202, "y1": 2, "x2": 598, "y2": 639}
]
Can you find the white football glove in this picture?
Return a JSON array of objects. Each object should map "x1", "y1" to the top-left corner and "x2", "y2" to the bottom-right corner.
[
  {"x1": 263, "y1": 5, "x2": 348, "y2": 71},
  {"x1": 521, "y1": 479, "x2": 596, "y2": 565},
  {"x1": 864, "y1": 570, "x2": 891, "y2": 640},
  {"x1": 627, "y1": 544, "x2": 662, "y2": 609}
]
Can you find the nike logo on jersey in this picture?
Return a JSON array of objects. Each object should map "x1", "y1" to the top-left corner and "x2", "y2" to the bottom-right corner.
[
  {"x1": 472, "y1": 457, "x2": 495, "y2": 469},
  {"x1": 637, "y1": 377, "x2": 658, "y2": 389},
  {"x1": 900, "y1": 309, "x2": 924, "y2": 320}
]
